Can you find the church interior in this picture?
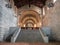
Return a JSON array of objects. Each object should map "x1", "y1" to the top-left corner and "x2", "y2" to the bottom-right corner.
[{"x1": 0, "y1": 0, "x2": 60, "y2": 45}]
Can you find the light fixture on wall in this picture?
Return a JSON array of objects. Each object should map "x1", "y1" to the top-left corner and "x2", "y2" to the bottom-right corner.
[
  {"x1": 34, "y1": 24, "x2": 36, "y2": 27},
  {"x1": 24, "y1": 24, "x2": 25, "y2": 27},
  {"x1": 46, "y1": 1, "x2": 54, "y2": 8},
  {"x1": 46, "y1": 0, "x2": 56, "y2": 8},
  {"x1": 48, "y1": 3, "x2": 54, "y2": 7}
]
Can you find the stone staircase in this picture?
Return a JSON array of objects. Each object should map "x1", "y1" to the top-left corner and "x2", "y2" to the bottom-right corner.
[{"x1": 15, "y1": 29, "x2": 44, "y2": 42}]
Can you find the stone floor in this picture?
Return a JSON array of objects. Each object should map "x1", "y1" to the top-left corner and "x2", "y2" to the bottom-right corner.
[{"x1": 0, "y1": 42, "x2": 60, "y2": 45}]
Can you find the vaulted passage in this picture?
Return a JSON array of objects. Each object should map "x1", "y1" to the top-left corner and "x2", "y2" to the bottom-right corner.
[
  {"x1": 0, "y1": 0, "x2": 60, "y2": 45},
  {"x1": 18, "y1": 10, "x2": 41, "y2": 27}
]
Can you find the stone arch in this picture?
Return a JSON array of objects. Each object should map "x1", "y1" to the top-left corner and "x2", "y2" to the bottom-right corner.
[{"x1": 18, "y1": 10, "x2": 41, "y2": 27}]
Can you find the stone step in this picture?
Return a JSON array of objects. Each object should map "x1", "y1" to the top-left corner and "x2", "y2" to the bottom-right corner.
[{"x1": 15, "y1": 29, "x2": 44, "y2": 42}]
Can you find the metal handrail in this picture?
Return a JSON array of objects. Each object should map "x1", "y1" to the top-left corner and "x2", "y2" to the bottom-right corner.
[{"x1": 11, "y1": 28, "x2": 21, "y2": 43}]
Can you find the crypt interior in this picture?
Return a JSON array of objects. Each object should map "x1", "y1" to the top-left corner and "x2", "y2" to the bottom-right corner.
[{"x1": 0, "y1": 0, "x2": 60, "y2": 45}]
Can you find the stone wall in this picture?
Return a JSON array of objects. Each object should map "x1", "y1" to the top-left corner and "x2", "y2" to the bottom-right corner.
[
  {"x1": 0, "y1": 0, "x2": 17, "y2": 41},
  {"x1": 44, "y1": 0, "x2": 60, "y2": 41}
]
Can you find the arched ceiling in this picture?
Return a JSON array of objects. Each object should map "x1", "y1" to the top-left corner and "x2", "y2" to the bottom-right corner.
[
  {"x1": 19, "y1": 10, "x2": 41, "y2": 24},
  {"x1": 24, "y1": 19, "x2": 36, "y2": 24},
  {"x1": 25, "y1": 21, "x2": 34, "y2": 25},
  {"x1": 13, "y1": 0, "x2": 47, "y2": 8},
  {"x1": 21, "y1": 14, "x2": 39, "y2": 22},
  {"x1": 21, "y1": 17, "x2": 38, "y2": 24},
  {"x1": 25, "y1": 22, "x2": 34, "y2": 27},
  {"x1": 18, "y1": 10, "x2": 41, "y2": 27},
  {"x1": 20, "y1": 10, "x2": 41, "y2": 22}
]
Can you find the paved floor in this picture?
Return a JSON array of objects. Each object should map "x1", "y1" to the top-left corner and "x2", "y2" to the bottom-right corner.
[{"x1": 0, "y1": 42, "x2": 60, "y2": 45}]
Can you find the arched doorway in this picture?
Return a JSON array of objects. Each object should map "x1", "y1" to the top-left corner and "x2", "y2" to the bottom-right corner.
[{"x1": 18, "y1": 10, "x2": 41, "y2": 29}]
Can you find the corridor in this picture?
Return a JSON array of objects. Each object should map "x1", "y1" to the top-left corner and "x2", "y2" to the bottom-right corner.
[{"x1": 0, "y1": 0, "x2": 60, "y2": 45}]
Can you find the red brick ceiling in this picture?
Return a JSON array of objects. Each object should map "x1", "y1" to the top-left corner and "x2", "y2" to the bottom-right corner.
[{"x1": 13, "y1": 0, "x2": 47, "y2": 8}]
